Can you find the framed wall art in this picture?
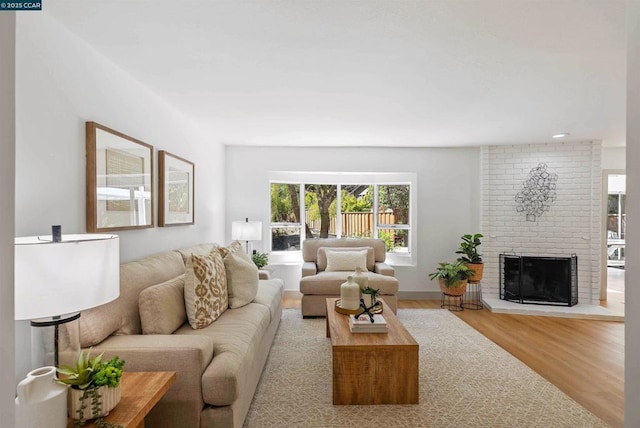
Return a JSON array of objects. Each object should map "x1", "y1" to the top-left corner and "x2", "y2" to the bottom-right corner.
[
  {"x1": 158, "y1": 150, "x2": 195, "y2": 226},
  {"x1": 86, "y1": 122, "x2": 154, "y2": 232}
]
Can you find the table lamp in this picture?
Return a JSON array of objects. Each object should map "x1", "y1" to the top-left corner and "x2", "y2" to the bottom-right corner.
[
  {"x1": 231, "y1": 218, "x2": 262, "y2": 254},
  {"x1": 14, "y1": 232, "x2": 120, "y2": 368}
]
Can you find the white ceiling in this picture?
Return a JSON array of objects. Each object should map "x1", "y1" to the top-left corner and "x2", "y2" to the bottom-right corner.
[{"x1": 46, "y1": 0, "x2": 626, "y2": 147}]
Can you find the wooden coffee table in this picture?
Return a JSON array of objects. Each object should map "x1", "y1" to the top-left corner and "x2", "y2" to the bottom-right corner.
[
  {"x1": 325, "y1": 298, "x2": 419, "y2": 405},
  {"x1": 69, "y1": 371, "x2": 176, "y2": 428}
]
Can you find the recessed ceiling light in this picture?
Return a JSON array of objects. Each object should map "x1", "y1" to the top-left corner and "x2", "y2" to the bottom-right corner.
[{"x1": 552, "y1": 133, "x2": 570, "y2": 138}]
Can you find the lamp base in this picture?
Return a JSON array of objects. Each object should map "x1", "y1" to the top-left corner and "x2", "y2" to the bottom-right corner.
[{"x1": 30, "y1": 313, "x2": 81, "y2": 369}]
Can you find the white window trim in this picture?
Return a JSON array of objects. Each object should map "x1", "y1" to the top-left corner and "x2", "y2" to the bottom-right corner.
[{"x1": 268, "y1": 171, "x2": 417, "y2": 266}]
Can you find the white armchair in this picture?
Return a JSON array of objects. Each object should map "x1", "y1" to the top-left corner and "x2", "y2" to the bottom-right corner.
[{"x1": 299, "y1": 238, "x2": 399, "y2": 316}]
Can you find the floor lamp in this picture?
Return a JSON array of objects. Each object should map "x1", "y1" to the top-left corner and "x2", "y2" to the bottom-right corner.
[
  {"x1": 14, "y1": 233, "x2": 120, "y2": 369},
  {"x1": 232, "y1": 218, "x2": 262, "y2": 254}
]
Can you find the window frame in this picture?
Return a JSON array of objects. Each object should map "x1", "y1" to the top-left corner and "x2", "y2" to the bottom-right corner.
[{"x1": 268, "y1": 172, "x2": 416, "y2": 266}]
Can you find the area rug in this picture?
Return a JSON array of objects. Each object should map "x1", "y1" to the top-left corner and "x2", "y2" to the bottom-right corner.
[{"x1": 244, "y1": 309, "x2": 608, "y2": 427}]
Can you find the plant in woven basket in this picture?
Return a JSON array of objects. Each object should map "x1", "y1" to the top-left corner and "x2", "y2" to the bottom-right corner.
[
  {"x1": 428, "y1": 261, "x2": 473, "y2": 287},
  {"x1": 455, "y1": 233, "x2": 483, "y2": 263},
  {"x1": 455, "y1": 233, "x2": 484, "y2": 282},
  {"x1": 57, "y1": 349, "x2": 125, "y2": 427}
]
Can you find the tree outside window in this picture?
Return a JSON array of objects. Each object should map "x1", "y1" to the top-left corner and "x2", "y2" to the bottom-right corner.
[{"x1": 270, "y1": 181, "x2": 410, "y2": 254}]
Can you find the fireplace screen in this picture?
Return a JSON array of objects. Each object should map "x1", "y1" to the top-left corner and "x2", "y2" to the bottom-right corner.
[{"x1": 500, "y1": 254, "x2": 578, "y2": 306}]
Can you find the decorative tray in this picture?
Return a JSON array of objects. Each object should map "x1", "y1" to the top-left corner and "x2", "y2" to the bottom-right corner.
[{"x1": 335, "y1": 299, "x2": 384, "y2": 315}]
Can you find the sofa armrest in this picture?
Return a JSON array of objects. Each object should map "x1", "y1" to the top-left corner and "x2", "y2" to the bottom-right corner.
[
  {"x1": 302, "y1": 262, "x2": 317, "y2": 277},
  {"x1": 374, "y1": 262, "x2": 395, "y2": 277},
  {"x1": 84, "y1": 334, "x2": 213, "y2": 427}
]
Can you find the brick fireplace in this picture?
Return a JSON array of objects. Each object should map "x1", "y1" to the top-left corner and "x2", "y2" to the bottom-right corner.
[{"x1": 480, "y1": 141, "x2": 602, "y2": 307}]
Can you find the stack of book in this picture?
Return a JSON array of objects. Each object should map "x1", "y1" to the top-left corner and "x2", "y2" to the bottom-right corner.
[{"x1": 349, "y1": 314, "x2": 388, "y2": 333}]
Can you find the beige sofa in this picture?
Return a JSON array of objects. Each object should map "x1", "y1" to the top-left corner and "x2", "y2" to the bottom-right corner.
[
  {"x1": 72, "y1": 243, "x2": 283, "y2": 428},
  {"x1": 299, "y1": 238, "x2": 399, "y2": 316}
]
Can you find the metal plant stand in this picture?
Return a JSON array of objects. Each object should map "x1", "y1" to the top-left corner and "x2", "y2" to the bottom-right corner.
[
  {"x1": 462, "y1": 281, "x2": 483, "y2": 310},
  {"x1": 441, "y1": 293, "x2": 464, "y2": 311}
]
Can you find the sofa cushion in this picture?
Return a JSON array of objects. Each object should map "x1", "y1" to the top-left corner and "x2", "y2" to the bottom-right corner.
[
  {"x1": 317, "y1": 246, "x2": 375, "y2": 272},
  {"x1": 184, "y1": 250, "x2": 228, "y2": 329},
  {"x1": 324, "y1": 249, "x2": 368, "y2": 272},
  {"x1": 175, "y1": 302, "x2": 271, "y2": 406},
  {"x1": 139, "y1": 275, "x2": 186, "y2": 334},
  {"x1": 222, "y1": 250, "x2": 259, "y2": 309},
  {"x1": 299, "y1": 271, "x2": 399, "y2": 295},
  {"x1": 253, "y1": 279, "x2": 285, "y2": 322},
  {"x1": 79, "y1": 250, "x2": 186, "y2": 347}
]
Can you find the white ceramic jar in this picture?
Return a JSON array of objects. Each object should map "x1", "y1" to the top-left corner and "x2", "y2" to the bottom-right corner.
[
  {"x1": 352, "y1": 266, "x2": 369, "y2": 292},
  {"x1": 15, "y1": 366, "x2": 67, "y2": 428},
  {"x1": 340, "y1": 275, "x2": 361, "y2": 310}
]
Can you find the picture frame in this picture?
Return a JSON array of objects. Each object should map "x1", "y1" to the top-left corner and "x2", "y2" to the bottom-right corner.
[
  {"x1": 86, "y1": 122, "x2": 154, "y2": 232},
  {"x1": 158, "y1": 150, "x2": 195, "y2": 226}
]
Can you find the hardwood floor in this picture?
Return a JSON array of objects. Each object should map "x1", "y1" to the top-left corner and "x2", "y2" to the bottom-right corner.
[{"x1": 283, "y1": 291, "x2": 624, "y2": 428}]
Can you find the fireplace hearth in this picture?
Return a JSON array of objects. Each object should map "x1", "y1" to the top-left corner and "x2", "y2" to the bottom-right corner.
[{"x1": 500, "y1": 254, "x2": 578, "y2": 306}]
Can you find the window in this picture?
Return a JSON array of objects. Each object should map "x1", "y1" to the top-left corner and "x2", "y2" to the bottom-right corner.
[
  {"x1": 377, "y1": 185, "x2": 410, "y2": 253},
  {"x1": 269, "y1": 172, "x2": 416, "y2": 265},
  {"x1": 270, "y1": 183, "x2": 301, "y2": 251}
]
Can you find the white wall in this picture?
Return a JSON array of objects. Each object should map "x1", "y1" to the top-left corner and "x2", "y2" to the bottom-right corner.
[
  {"x1": 14, "y1": 13, "x2": 226, "y2": 382},
  {"x1": 225, "y1": 146, "x2": 480, "y2": 294},
  {"x1": 602, "y1": 146, "x2": 626, "y2": 170},
  {"x1": 0, "y1": 12, "x2": 16, "y2": 428},
  {"x1": 626, "y1": 1, "x2": 639, "y2": 425},
  {"x1": 481, "y1": 141, "x2": 602, "y2": 304}
]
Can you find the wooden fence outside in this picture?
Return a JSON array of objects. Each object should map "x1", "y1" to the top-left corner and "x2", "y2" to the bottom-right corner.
[{"x1": 306, "y1": 211, "x2": 395, "y2": 237}]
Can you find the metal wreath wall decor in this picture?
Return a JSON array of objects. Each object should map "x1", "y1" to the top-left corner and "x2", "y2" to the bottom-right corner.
[{"x1": 514, "y1": 163, "x2": 558, "y2": 222}]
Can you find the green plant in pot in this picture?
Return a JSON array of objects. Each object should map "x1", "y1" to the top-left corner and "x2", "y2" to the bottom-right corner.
[
  {"x1": 455, "y1": 233, "x2": 484, "y2": 283},
  {"x1": 251, "y1": 251, "x2": 269, "y2": 269},
  {"x1": 429, "y1": 261, "x2": 473, "y2": 296},
  {"x1": 58, "y1": 349, "x2": 125, "y2": 426},
  {"x1": 361, "y1": 286, "x2": 380, "y2": 308}
]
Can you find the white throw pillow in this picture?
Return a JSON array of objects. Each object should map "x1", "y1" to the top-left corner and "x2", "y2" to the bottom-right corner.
[
  {"x1": 325, "y1": 249, "x2": 368, "y2": 272},
  {"x1": 222, "y1": 251, "x2": 259, "y2": 308},
  {"x1": 317, "y1": 246, "x2": 375, "y2": 272}
]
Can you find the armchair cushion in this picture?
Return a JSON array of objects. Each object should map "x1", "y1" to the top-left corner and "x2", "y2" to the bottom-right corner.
[
  {"x1": 317, "y1": 246, "x2": 375, "y2": 272},
  {"x1": 324, "y1": 249, "x2": 368, "y2": 272},
  {"x1": 299, "y1": 271, "x2": 399, "y2": 295}
]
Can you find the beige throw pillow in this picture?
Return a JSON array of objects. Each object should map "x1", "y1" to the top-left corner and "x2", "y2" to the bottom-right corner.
[
  {"x1": 223, "y1": 251, "x2": 259, "y2": 308},
  {"x1": 184, "y1": 250, "x2": 228, "y2": 329},
  {"x1": 139, "y1": 275, "x2": 186, "y2": 334},
  {"x1": 317, "y1": 246, "x2": 375, "y2": 271},
  {"x1": 325, "y1": 249, "x2": 368, "y2": 272}
]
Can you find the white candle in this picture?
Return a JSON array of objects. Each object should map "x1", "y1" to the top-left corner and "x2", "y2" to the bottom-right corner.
[{"x1": 341, "y1": 276, "x2": 361, "y2": 310}]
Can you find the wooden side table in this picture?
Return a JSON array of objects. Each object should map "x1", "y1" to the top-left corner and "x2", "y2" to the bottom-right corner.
[{"x1": 69, "y1": 371, "x2": 176, "y2": 428}]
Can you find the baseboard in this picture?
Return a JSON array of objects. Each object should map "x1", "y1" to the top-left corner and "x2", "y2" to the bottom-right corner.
[{"x1": 397, "y1": 291, "x2": 441, "y2": 300}]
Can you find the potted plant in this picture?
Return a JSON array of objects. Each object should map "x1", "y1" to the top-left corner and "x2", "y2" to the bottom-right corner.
[
  {"x1": 361, "y1": 286, "x2": 380, "y2": 308},
  {"x1": 429, "y1": 261, "x2": 473, "y2": 296},
  {"x1": 455, "y1": 233, "x2": 484, "y2": 283},
  {"x1": 251, "y1": 251, "x2": 269, "y2": 269},
  {"x1": 58, "y1": 349, "x2": 125, "y2": 424}
]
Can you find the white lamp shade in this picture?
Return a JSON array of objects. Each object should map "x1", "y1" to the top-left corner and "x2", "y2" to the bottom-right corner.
[
  {"x1": 232, "y1": 221, "x2": 262, "y2": 241},
  {"x1": 14, "y1": 234, "x2": 120, "y2": 321}
]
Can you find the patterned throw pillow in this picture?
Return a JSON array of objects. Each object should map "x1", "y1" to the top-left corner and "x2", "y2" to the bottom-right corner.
[{"x1": 184, "y1": 249, "x2": 228, "y2": 329}]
